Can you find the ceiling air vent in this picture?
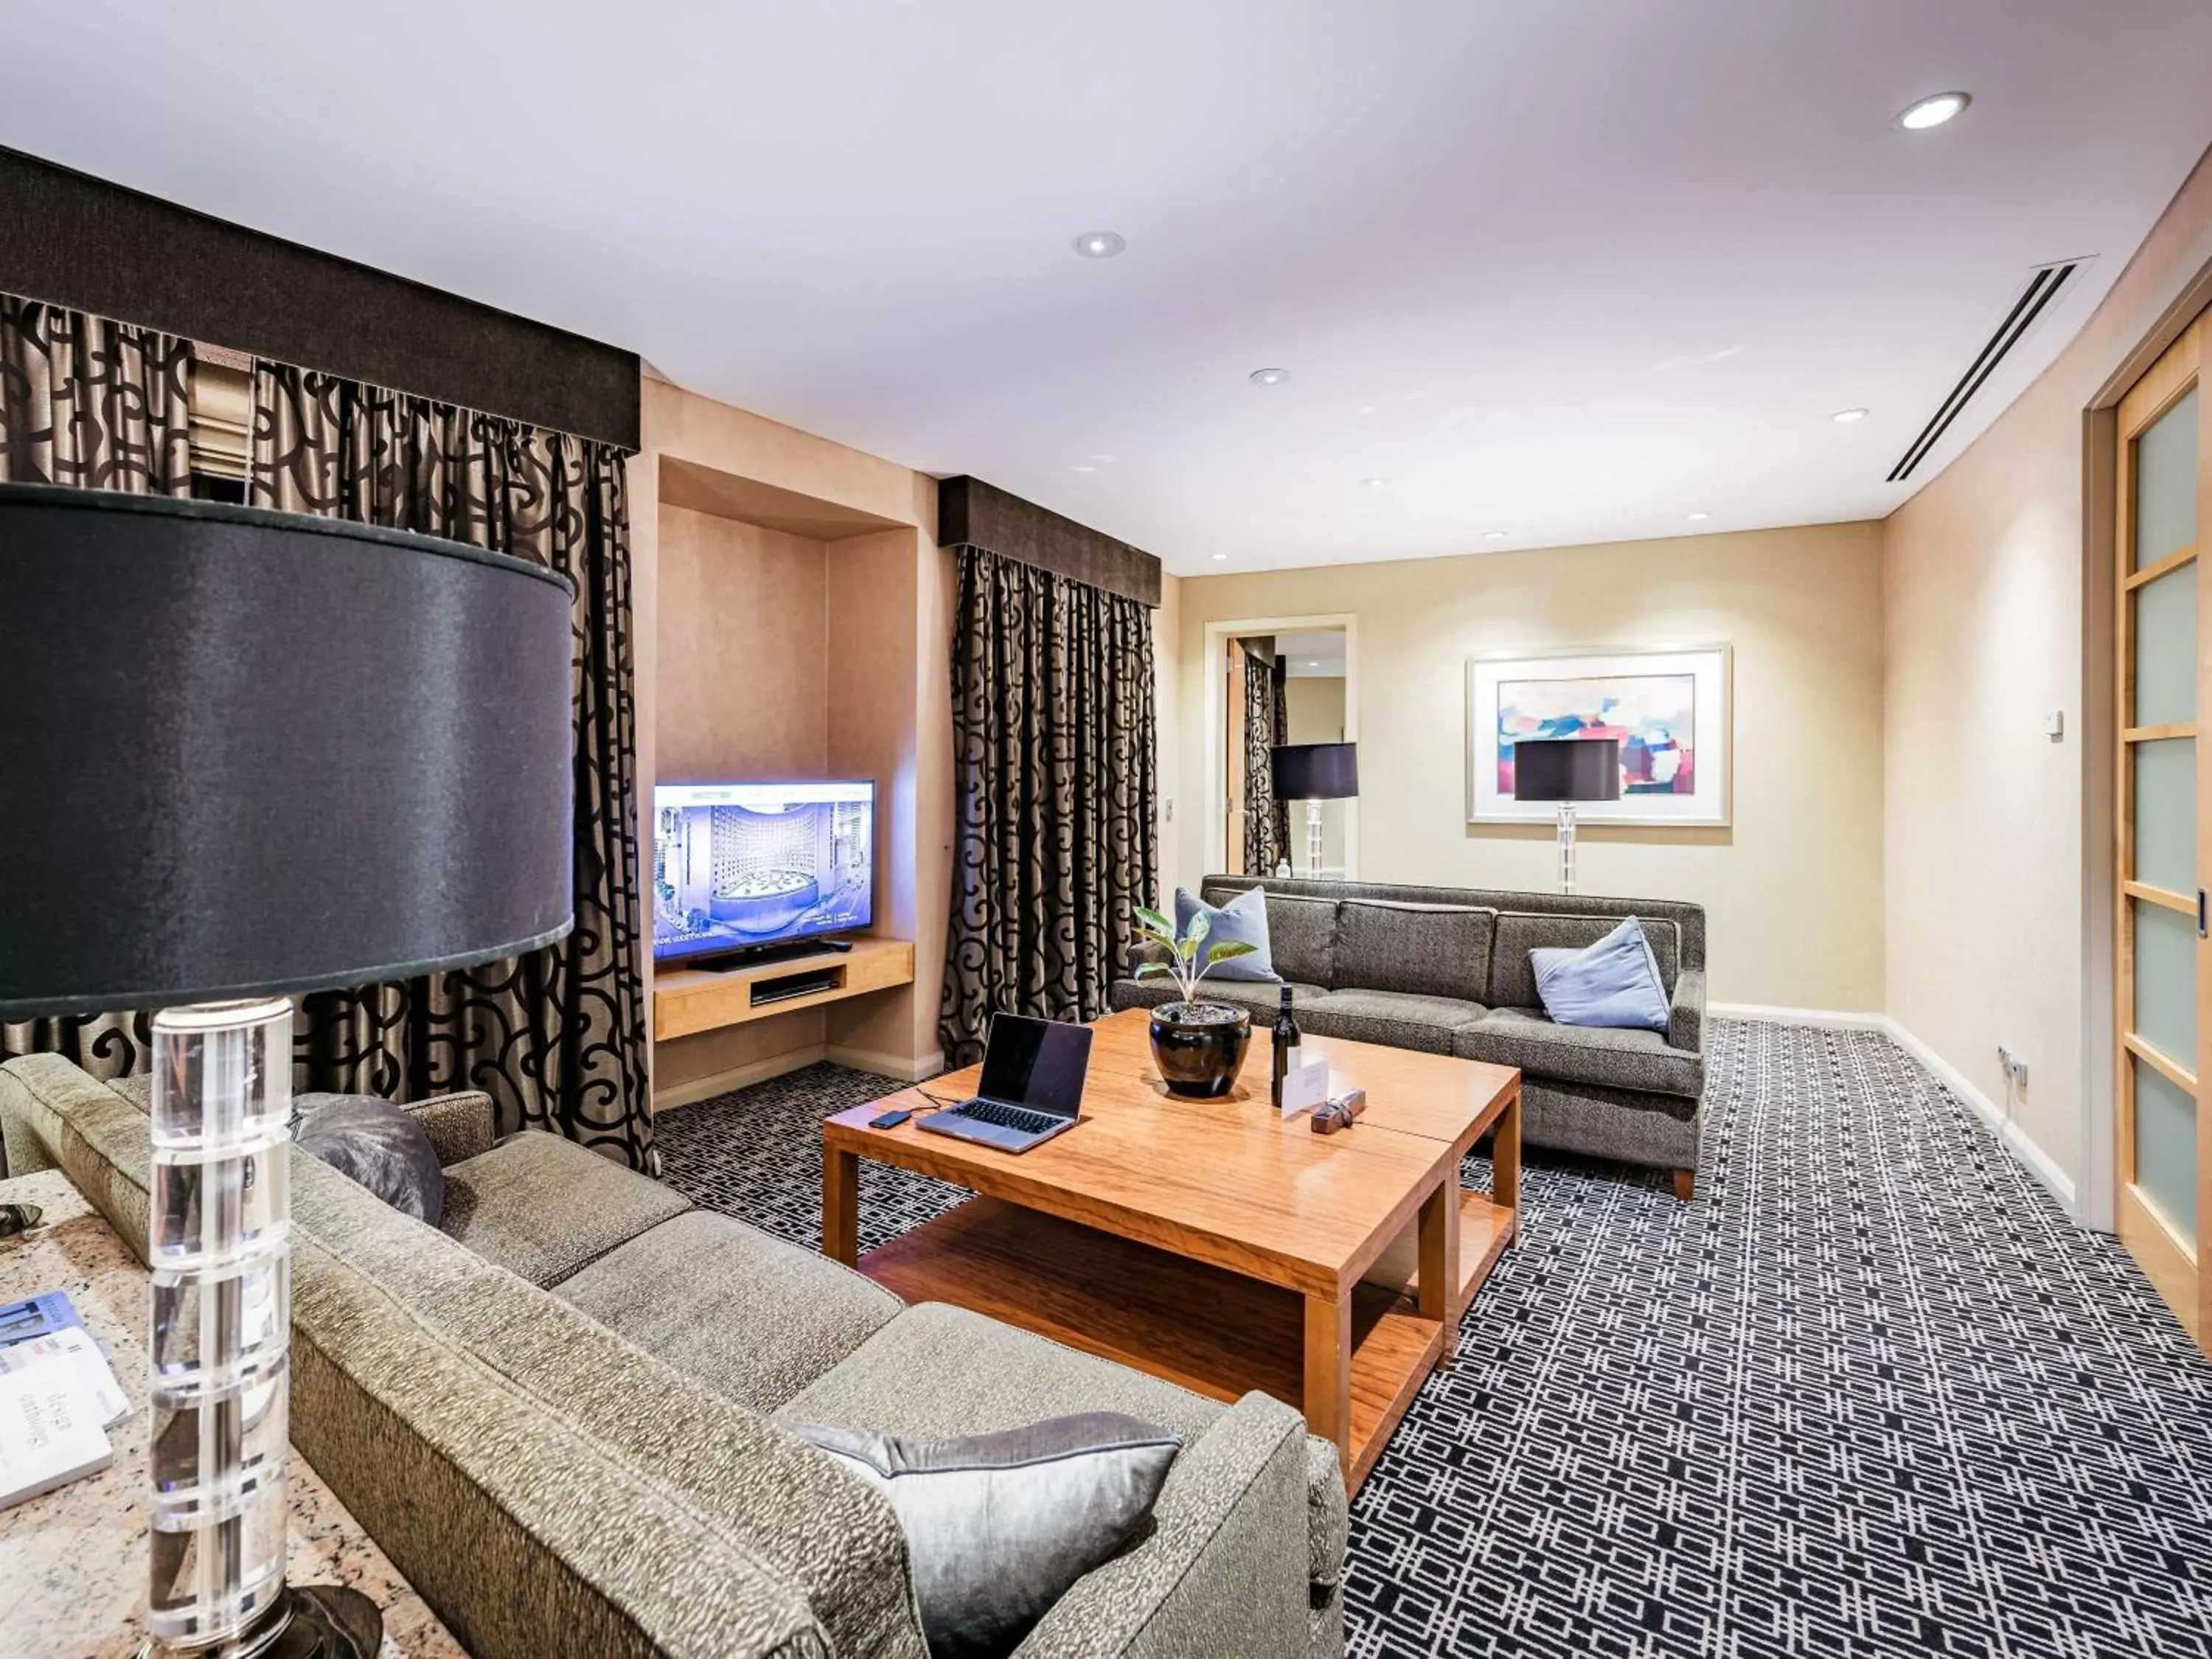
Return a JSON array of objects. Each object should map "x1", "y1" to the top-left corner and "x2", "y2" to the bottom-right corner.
[{"x1": 1887, "y1": 260, "x2": 2084, "y2": 482}]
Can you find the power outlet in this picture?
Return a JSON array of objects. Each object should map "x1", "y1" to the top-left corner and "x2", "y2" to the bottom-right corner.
[{"x1": 1997, "y1": 1046, "x2": 2028, "y2": 1089}]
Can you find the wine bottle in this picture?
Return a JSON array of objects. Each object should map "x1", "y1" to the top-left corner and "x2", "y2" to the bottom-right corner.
[{"x1": 1270, "y1": 984, "x2": 1302, "y2": 1110}]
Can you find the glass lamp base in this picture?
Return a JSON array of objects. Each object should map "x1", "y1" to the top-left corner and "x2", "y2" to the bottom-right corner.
[{"x1": 144, "y1": 1584, "x2": 382, "y2": 1659}]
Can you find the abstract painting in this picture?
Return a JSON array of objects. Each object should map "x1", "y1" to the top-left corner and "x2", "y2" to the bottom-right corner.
[{"x1": 1468, "y1": 646, "x2": 1731, "y2": 825}]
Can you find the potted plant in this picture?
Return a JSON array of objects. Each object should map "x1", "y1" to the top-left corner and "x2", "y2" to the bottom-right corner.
[{"x1": 1133, "y1": 905, "x2": 1259, "y2": 1097}]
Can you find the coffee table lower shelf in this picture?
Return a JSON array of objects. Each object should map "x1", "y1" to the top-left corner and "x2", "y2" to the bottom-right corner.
[{"x1": 855, "y1": 1195, "x2": 1499, "y2": 1491}]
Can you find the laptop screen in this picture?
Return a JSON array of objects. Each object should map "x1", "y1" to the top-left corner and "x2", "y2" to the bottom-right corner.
[{"x1": 978, "y1": 1015, "x2": 1092, "y2": 1119}]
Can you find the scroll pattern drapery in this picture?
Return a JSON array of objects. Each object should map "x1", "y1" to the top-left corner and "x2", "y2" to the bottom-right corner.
[
  {"x1": 249, "y1": 361, "x2": 653, "y2": 1169},
  {"x1": 941, "y1": 546, "x2": 1158, "y2": 1067},
  {"x1": 0, "y1": 293, "x2": 193, "y2": 1081},
  {"x1": 1240, "y1": 640, "x2": 1289, "y2": 876}
]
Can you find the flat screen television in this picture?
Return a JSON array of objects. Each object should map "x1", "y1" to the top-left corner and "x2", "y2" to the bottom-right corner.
[{"x1": 651, "y1": 780, "x2": 874, "y2": 965}]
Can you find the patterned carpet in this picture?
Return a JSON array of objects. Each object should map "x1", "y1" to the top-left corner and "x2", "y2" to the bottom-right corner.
[{"x1": 655, "y1": 1022, "x2": 2212, "y2": 1658}]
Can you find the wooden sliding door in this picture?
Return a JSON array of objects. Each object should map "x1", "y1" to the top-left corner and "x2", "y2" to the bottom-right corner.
[{"x1": 2116, "y1": 305, "x2": 2210, "y2": 1346}]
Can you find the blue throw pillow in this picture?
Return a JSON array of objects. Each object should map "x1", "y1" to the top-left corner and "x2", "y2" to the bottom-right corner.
[
  {"x1": 1530, "y1": 918, "x2": 1670, "y2": 1032},
  {"x1": 1172, "y1": 886, "x2": 1282, "y2": 983}
]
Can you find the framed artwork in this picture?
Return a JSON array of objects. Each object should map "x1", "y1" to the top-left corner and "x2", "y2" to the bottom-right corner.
[{"x1": 1466, "y1": 644, "x2": 1732, "y2": 826}]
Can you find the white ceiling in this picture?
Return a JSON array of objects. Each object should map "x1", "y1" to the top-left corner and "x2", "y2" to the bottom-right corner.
[
  {"x1": 1275, "y1": 632, "x2": 1347, "y2": 678},
  {"x1": 10, "y1": 1, "x2": 2210, "y2": 575}
]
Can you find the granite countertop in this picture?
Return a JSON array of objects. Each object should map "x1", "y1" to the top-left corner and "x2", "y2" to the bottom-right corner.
[{"x1": 0, "y1": 1169, "x2": 466, "y2": 1659}]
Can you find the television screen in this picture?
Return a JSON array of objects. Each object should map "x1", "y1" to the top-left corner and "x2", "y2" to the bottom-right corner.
[{"x1": 651, "y1": 781, "x2": 874, "y2": 964}]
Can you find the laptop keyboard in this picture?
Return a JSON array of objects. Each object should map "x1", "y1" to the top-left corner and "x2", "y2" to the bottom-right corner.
[{"x1": 947, "y1": 1098, "x2": 1063, "y2": 1136}]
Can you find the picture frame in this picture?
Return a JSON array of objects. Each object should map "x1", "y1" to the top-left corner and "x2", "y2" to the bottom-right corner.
[{"x1": 1466, "y1": 644, "x2": 1733, "y2": 827}]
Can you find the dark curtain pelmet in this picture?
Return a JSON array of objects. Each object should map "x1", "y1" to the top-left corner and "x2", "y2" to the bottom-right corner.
[
  {"x1": 941, "y1": 546, "x2": 1158, "y2": 1067},
  {"x1": 248, "y1": 362, "x2": 653, "y2": 1169},
  {"x1": 0, "y1": 293, "x2": 193, "y2": 1080}
]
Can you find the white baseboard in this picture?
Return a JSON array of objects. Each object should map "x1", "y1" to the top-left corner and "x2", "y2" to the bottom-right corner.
[
  {"x1": 1875, "y1": 1017, "x2": 2076, "y2": 1215},
  {"x1": 1712, "y1": 1002, "x2": 2076, "y2": 1217},
  {"x1": 1709, "y1": 1002, "x2": 1886, "y2": 1029},
  {"x1": 825, "y1": 1043, "x2": 945, "y2": 1082}
]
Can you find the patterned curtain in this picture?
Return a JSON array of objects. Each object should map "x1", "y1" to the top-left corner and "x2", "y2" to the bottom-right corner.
[
  {"x1": 941, "y1": 546, "x2": 1158, "y2": 1067},
  {"x1": 1240, "y1": 639, "x2": 1289, "y2": 876},
  {"x1": 0, "y1": 294, "x2": 194, "y2": 1081},
  {"x1": 249, "y1": 362, "x2": 653, "y2": 1169}
]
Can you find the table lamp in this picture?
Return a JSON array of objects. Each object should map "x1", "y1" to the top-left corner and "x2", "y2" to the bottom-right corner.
[
  {"x1": 0, "y1": 482, "x2": 575, "y2": 1658},
  {"x1": 1509, "y1": 737, "x2": 1621, "y2": 894},
  {"x1": 1268, "y1": 742, "x2": 1358, "y2": 879}
]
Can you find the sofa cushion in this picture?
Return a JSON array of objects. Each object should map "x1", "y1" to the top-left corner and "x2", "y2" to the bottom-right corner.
[
  {"x1": 439, "y1": 1131, "x2": 691, "y2": 1286},
  {"x1": 1454, "y1": 1007, "x2": 1703, "y2": 1098},
  {"x1": 1531, "y1": 917, "x2": 1671, "y2": 1034},
  {"x1": 1110, "y1": 977, "x2": 1329, "y2": 1020},
  {"x1": 1331, "y1": 900, "x2": 1496, "y2": 1002},
  {"x1": 555, "y1": 1210, "x2": 902, "y2": 1413},
  {"x1": 1172, "y1": 885, "x2": 1279, "y2": 982},
  {"x1": 775, "y1": 1301, "x2": 1348, "y2": 1592},
  {"x1": 1202, "y1": 883, "x2": 1338, "y2": 987},
  {"x1": 1298, "y1": 989, "x2": 1489, "y2": 1056},
  {"x1": 1491, "y1": 912, "x2": 1680, "y2": 1008}
]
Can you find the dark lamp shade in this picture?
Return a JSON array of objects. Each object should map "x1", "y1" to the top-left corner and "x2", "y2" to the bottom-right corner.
[
  {"x1": 1271, "y1": 742, "x2": 1360, "y2": 801},
  {"x1": 0, "y1": 483, "x2": 576, "y2": 1018},
  {"x1": 1510, "y1": 737, "x2": 1622, "y2": 802}
]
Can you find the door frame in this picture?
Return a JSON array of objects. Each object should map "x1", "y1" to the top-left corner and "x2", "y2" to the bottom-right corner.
[
  {"x1": 1202, "y1": 613, "x2": 1360, "y2": 880},
  {"x1": 2084, "y1": 254, "x2": 2212, "y2": 1242}
]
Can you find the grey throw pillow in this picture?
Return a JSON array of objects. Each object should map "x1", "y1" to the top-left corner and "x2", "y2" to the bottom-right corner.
[
  {"x1": 1171, "y1": 885, "x2": 1281, "y2": 982},
  {"x1": 292, "y1": 1093, "x2": 445, "y2": 1225},
  {"x1": 793, "y1": 1412, "x2": 1182, "y2": 1658}
]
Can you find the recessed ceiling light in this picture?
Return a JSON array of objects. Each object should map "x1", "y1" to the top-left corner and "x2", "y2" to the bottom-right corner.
[
  {"x1": 1362, "y1": 476, "x2": 1386, "y2": 488},
  {"x1": 1210, "y1": 552, "x2": 1229, "y2": 561},
  {"x1": 1307, "y1": 660, "x2": 1321, "y2": 667},
  {"x1": 1832, "y1": 408, "x2": 1870, "y2": 422},
  {"x1": 1897, "y1": 91, "x2": 1970, "y2": 131},
  {"x1": 1250, "y1": 367, "x2": 1290, "y2": 386},
  {"x1": 1686, "y1": 511, "x2": 1711, "y2": 523},
  {"x1": 1069, "y1": 464, "x2": 1097, "y2": 473},
  {"x1": 1072, "y1": 231, "x2": 1126, "y2": 258},
  {"x1": 1483, "y1": 530, "x2": 1506, "y2": 540}
]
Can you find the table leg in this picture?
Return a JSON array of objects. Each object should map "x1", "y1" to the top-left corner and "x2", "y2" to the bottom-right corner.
[
  {"x1": 1303, "y1": 1291, "x2": 1352, "y2": 1472},
  {"x1": 1493, "y1": 1084, "x2": 1522, "y2": 1242},
  {"x1": 1416, "y1": 1173, "x2": 1456, "y2": 1340},
  {"x1": 824, "y1": 1144, "x2": 860, "y2": 1265}
]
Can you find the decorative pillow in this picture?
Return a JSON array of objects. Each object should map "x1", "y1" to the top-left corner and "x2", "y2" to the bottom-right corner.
[
  {"x1": 793, "y1": 1412, "x2": 1182, "y2": 1658},
  {"x1": 292, "y1": 1093, "x2": 445, "y2": 1225},
  {"x1": 1171, "y1": 885, "x2": 1281, "y2": 983},
  {"x1": 1529, "y1": 917, "x2": 1671, "y2": 1032}
]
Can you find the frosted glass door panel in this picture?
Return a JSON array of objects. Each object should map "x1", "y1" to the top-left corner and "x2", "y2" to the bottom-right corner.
[
  {"x1": 2134, "y1": 562, "x2": 2199, "y2": 727},
  {"x1": 2134, "y1": 898, "x2": 2199, "y2": 1067},
  {"x1": 2136, "y1": 384, "x2": 2199, "y2": 571},
  {"x1": 2134, "y1": 737, "x2": 2197, "y2": 895},
  {"x1": 2135, "y1": 1057, "x2": 2200, "y2": 1239}
]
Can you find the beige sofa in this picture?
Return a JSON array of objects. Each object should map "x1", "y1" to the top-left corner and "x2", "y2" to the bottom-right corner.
[{"x1": 1, "y1": 1054, "x2": 1347, "y2": 1659}]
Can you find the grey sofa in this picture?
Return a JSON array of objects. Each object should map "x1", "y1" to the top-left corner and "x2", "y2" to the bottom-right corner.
[
  {"x1": 1, "y1": 1054, "x2": 1346, "y2": 1659},
  {"x1": 1112, "y1": 877, "x2": 1708, "y2": 1195}
]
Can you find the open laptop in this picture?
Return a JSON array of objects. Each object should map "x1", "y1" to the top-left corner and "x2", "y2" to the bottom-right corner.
[{"x1": 919, "y1": 1013, "x2": 1093, "y2": 1152}]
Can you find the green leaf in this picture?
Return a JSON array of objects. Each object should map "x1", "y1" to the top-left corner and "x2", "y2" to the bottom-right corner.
[
  {"x1": 1178, "y1": 935, "x2": 1198, "y2": 961},
  {"x1": 1133, "y1": 961, "x2": 1171, "y2": 978},
  {"x1": 1135, "y1": 906, "x2": 1175, "y2": 941},
  {"x1": 1184, "y1": 910, "x2": 1211, "y2": 947},
  {"x1": 1206, "y1": 940, "x2": 1258, "y2": 964}
]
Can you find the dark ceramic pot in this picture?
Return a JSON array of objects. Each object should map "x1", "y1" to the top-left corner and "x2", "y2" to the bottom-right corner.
[{"x1": 1149, "y1": 1001, "x2": 1252, "y2": 1098}]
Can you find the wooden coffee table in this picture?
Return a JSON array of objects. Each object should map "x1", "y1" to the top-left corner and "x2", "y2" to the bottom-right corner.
[{"x1": 822, "y1": 1009, "x2": 1520, "y2": 1489}]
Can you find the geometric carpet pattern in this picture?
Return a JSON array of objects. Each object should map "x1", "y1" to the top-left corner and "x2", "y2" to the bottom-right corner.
[{"x1": 656, "y1": 1021, "x2": 2212, "y2": 1658}]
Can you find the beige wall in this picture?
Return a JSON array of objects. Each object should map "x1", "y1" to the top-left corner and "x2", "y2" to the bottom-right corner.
[
  {"x1": 1284, "y1": 676, "x2": 1349, "y2": 870},
  {"x1": 1885, "y1": 147, "x2": 2212, "y2": 1211},
  {"x1": 633, "y1": 377, "x2": 950, "y2": 1105},
  {"x1": 1173, "y1": 523, "x2": 1888, "y2": 1010}
]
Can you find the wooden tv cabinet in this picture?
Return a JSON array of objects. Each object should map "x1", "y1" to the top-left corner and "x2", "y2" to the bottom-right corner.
[{"x1": 653, "y1": 936, "x2": 915, "y2": 1040}]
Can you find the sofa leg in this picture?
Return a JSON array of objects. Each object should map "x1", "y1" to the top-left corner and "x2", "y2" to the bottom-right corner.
[{"x1": 1672, "y1": 1168, "x2": 1695, "y2": 1202}]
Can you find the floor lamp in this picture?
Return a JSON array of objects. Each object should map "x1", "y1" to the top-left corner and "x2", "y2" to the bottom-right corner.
[
  {"x1": 1510, "y1": 737, "x2": 1621, "y2": 895},
  {"x1": 0, "y1": 483, "x2": 576, "y2": 1658},
  {"x1": 1269, "y1": 742, "x2": 1359, "y2": 879}
]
